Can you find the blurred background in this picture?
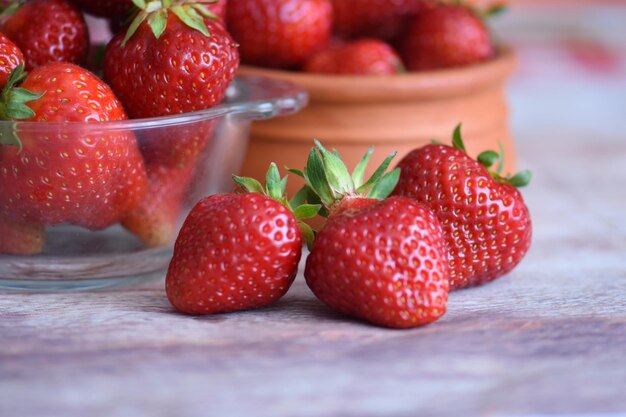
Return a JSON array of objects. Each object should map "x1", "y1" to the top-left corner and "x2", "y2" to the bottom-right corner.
[{"x1": 489, "y1": 0, "x2": 626, "y2": 137}]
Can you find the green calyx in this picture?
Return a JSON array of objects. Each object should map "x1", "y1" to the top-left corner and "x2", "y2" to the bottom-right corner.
[
  {"x1": 0, "y1": 63, "x2": 44, "y2": 153},
  {"x1": 123, "y1": 0, "x2": 218, "y2": 46},
  {"x1": 450, "y1": 123, "x2": 532, "y2": 188},
  {"x1": 232, "y1": 163, "x2": 321, "y2": 249},
  {"x1": 290, "y1": 140, "x2": 400, "y2": 216}
]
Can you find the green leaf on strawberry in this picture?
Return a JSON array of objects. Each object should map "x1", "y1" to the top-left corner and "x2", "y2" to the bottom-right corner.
[{"x1": 233, "y1": 163, "x2": 321, "y2": 249}]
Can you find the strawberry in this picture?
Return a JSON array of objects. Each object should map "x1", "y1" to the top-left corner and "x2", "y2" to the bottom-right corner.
[
  {"x1": 104, "y1": 2, "x2": 238, "y2": 118},
  {"x1": 392, "y1": 125, "x2": 532, "y2": 290},
  {"x1": 166, "y1": 164, "x2": 319, "y2": 315},
  {"x1": 0, "y1": 62, "x2": 148, "y2": 230},
  {"x1": 122, "y1": 162, "x2": 197, "y2": 247},
  {"x1": 298, "y1": 142, "x2": 448, "y2": 329},
  {"x1": 399, "y1": 4, "x2": 494, "y2": 71},
  {"x1": 0, "y1": 0, "x2": 89, "y2": 70},
  {"x1": 0, "y1": 218, "x2": 45, "y2": 255},
  {"x1": 304, "y1": 39, "x2": 404, "y2": 75},
  {"x1": 226, "y1": 0, "x2": 332, "y2": 69},
  {"x1": 68, "y1": 0, "x2": 133, "y2": 18},
  {"x1": 104, "y1": 2, "x2": 238, "y2": 166},
  {"x1": 0, "y1": 32, "x2": 23, "y2": 87},
  {"x1": 331, "y1": 0, "x2": 433, "y2": 40}
]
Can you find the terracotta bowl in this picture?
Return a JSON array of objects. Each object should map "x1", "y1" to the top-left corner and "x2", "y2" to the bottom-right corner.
[{"x1": 237, "y1": 46, "x2": 517, "y2": 197}]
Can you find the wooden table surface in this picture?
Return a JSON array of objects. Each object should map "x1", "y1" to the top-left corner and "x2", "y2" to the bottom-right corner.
[{"x1": 1, "y1": 128, "x2": 625, "y2": 417}]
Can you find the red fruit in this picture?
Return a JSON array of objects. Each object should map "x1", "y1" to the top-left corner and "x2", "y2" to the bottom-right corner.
[
  {"x1": 0, "y1": 32, "x2": 24, "y2": 87},
  {"x1": 400, "y1": 4, "x2": 494, "y2": 71},
  {"x1": 392, "y1": 125, "x2": 532, "y2": 289},
  {"x1": 205, "y1": 0, "x2": 228, "y2": 21},
  {"x1": 166, "y1": 165, "x2": 314, "y2": 315},
  {"x1": 0, "y1": 62, "x2": 148, "y2": 230},
  {"x1": 0, "y1": 219, "x2": 45, "y2": 255},
  {"x1": 0, "y1": 0, "x2": 89, "y2": 70},
  {"x1": 300, "y1": 142, "x2": 449, "y2": 328},
  {"x1": 331, "y1": 0, "x2": 433, "y2": 40},
  {"x1": 304, "y1": 39, "x2": 404, "y2": 75},
  {"x1": 104, "y1": 7, "x2": 239, "y2": 118},
  {"x1": 68, "y1": 0, "x2": 132, "y2": 18},
  {"x1": 122, "y1": 162, "x2": 197, "y2": 247},
  {"x1": 226, "y1": 0, "x2": 332, "y2": 69}
]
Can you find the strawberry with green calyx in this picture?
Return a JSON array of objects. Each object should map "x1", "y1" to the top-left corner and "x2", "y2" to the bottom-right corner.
[
  {"x1": 1, "y1": 0, "x2": 89, "y2": 70},
  {"x1": 104, "y1": 0, "x2": 238, "y2": 168},
  {"x1": 298, "y1": 142, "x2": 449, "y2": 329},
  {"x1": 0, "y1": 32, "x2": 24, "y2": 88},
  {"x1": 166, "y1": 163, "x2": 320, "y2": 315},
  {"x1": 393, "y1": 124, "x2": 532, "y2": 290},
  {"x1": 0, "y1": 62, "x2": 148, "y2": 231},
  {"x1": 0, "y1": 63, "x2": 43, "y2": 130}
]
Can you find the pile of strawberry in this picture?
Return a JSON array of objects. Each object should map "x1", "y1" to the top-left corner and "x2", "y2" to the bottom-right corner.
[
  {"x1": 166, "y1": 126, "x2": 532, "y2": 329},
  {"x1": 0, "y1": 0, "x2": 240, "y2": 255},
  {"x1": 225, "y1": 0, "x2": 502, "y2": 75}
]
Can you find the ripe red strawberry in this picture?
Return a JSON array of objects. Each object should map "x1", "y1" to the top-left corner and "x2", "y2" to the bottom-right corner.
[
  {"x1": 331, "y1": 0, "x2": 434, "y2": 40},
  {"x1": 166, "y1": 164, "x2": 318, "y2": 315},
  {"x1": 0, "y1": 219, "x2": 45, "y2": 255},
  {"x1": 226, "y1": 0, "x2": 332, "y2": 69},
  {"x1": 392, "y1": 125, "x2": 532, "y2": 290},
  {"x1": 304, "y1": 39, "x2": 404, "y2": 75},
  {"x1": 0, "y1": 62, "x2": 148, "y2": 230},
  {"x1": 400, "y1": 4, "x2": 494, "y2": 71},
  {"x1": 298, "y1": 142, "x2": 448, "y2": 328},
  {"x1": 104, "y1": 4, "x2": 238, "y2": 118},
  {"x1": 0, "y1": 0, "x2": 89, "y2": 70},
  {"x1": 122, "y1": 162, "x2": 196, "y2": 247},
  {"x1": 0, "y1": 32, "x2": 23, "y2": 87},
  {"x1": 68, "y1": 0, "x2": 133, "y2": 18},
  {"x1": 104, "y1": 2, "x2": 238, "y2": 166}
]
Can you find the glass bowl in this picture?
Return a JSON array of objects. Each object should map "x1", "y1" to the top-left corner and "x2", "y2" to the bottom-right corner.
[{"x1": 0, "y1": 75, "x2": 307, "y2": 291}]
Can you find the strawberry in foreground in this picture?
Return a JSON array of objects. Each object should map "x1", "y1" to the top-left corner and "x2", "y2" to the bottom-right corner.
[
  {"x1": 166, "y1": 164, "x2": 319, "y2": 315},
  {"x1": 298, "y1": 142, "x2": 449, "y2": 329},
  {"x1": 0, "y1": 32, "x2": 24, "y2": 86},
  {"x1": 304, "y1": 39, "x2": 405, "y2": 76},
  {"x1": 226, "y1": 0, "x2": 332, "y2": 69},
  {"x1": 392, "y1": 125, "x2": 532, "y2": 290},
  {"x1": 0, "y1": 0, "x2": 89, "y2": 70},
  {"x1": 0, "y1": 62, "x2": 147, "y2": 231}
]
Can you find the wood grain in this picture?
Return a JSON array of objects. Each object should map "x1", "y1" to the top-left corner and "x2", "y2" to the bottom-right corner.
[{"x1": 1, "y1": 129, "x2": 625, "y2": 417}]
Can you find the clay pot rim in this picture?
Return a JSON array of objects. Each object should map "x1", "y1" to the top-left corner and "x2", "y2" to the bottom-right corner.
[{"x1": 237, "y1": 46, "x2": 516, "y2": 104}]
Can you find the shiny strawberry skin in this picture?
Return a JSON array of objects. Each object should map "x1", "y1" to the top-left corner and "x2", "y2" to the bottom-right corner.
[
  {"x1": 226, "y1": 0, "x2": 332, "y2": 69},
  {"x1": 331, "y1": 0, "x2": 433, "y2": 40},
  {"x1": 0, "y1": 63, "x2": 147, "y2": 230},
  {"x1": 0, "y1": 33, "x2": 24, "y2": 87},
  {"x1": 393, "y1": 144, "x2": 532, "y2": 290},
  {"x1": 166, "y1": 193, "x2": 303, "y2": 315},
  {"x1": 104, "y1": 14, "x2": 238, "y2": 119},
  {"x1": 305, "y1": 196, "x2": 448, "y2": 329},
  {"x1": 400, "y1": 4, "x2": 493, "y2": 71},
  {"x1": 304, "y1": 39, "x2": 403, "y2": 75},
  {"x1": 0, "y1": 0, "x2": 89, "y2": 70}
]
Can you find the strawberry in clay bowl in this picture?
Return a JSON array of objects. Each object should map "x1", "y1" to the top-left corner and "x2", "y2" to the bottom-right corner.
[
  {"x1": 0, "y1": 0, "x2": 306, "y2": 291},
  {"x1": 231, "y1": 0, "x2": 518, "y2": 198}
]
